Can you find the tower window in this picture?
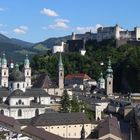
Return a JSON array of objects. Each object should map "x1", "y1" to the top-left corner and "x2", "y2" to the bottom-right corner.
[
  {"x1": 60, "y1": 72, "x2": 62, "y2": 76},
  {"x1": 4, "y1": 72, "x2": 6, "y2": 75},
  {"x1": 27, "y1": 72, "x2": 29, "y2": 75},
  {"x1": 0, "y1": 110, "x2": 4, "y2": 115},
  {"x1": 23, "y1": 83, "x2": 24, "y2": 88},
  {"x1": 4, "y1": 83, "x2": 6, "y2": 87},
  {"x1": 18, "y1": 109, "x2": 22, "y2": 116},
  {"x1": 109, "y1": 81, "x2": 111, "y2": 85},
  {"x1": 35, "y1": 109, "x2": 39, "y2": 116},
  {"x1": 17, "y1": 83, "x2": 19, "y2": 88}
]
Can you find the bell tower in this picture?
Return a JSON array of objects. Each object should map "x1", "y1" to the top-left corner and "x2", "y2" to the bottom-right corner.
[
  {"x1": 24, "y1": 54, "x2": 31, "y2": 88},
  {"x1": 58, "y1": 53, "x2": 64, "y2": 90},
  {"x1": 106, "y1": 58, "x2": 113, "y2": 96},
  {"x1": 1, "y1": 53, "x2": 9, "y2": 87}
]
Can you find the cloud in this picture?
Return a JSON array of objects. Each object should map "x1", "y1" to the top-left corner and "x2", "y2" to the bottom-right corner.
[
  {"x1": 75, "y1": 24, "x2": 102, "y2": 33},
  {"x1": 48, "y1": 18, "x2": 69, "y2": 29},
  {"x1": 55, "y1": 18, "x2": 69, "y2": 23},
  {"x1": 0, "y1": 30, "x2": 8, "y2": 35},
  {"x1": 0, "y1": 24, "x2": 7, "y2": 27},
  {"x1": 42, "y1": 26, "x2": 48, "y2": 30},
  {"x1": 13, "y1": 26, "x2": 28, "y2": 34},
  {"x1": 0, "y1": 8, "x2": 4, "y2": 11},
  {"x1": 40, "y1": 8, "x2": 58, "y2": 17}
]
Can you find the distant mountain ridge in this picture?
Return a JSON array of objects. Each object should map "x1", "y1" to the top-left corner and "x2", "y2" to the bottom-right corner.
[
  {"x1": 0, "y1": 33, "x2": 34, "y2": 48},
  {"x1": 34, "y1": 33, "x2": 87, "y2": 49},
  {"x1": 0, "y1": 33, "x2": 91, "y2": 62}
]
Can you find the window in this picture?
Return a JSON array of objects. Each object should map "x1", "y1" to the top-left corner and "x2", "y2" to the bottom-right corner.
[
  {"x1": 4, "y1": 72, "x2": 6, "y2": 75},
  {"x1": 18, "y1": 109, "x2": 22, "y2": 116},
  {"x1": 69, "y1": 133, "x2": 70, "y2": 136},
  {"x1": 109, "y1": 81, "x2": 111, "y2": 85},
  {"x1": 74, "y1": 133, "x2": 76, "y2": 136},
  {"x1": 57, "y1": 127, "x2": 59, "y2": 128},
  {"x1": 35, "y1": 109, "x2": 39, "y2": 116},
  {"x1": 0, "y1": 110, "x2": 4, "y2": 115},
  {"x1": 34, "y1": 97, "x2": 37, "y2": 103},
  {"x1": 27, "y1": 72, "x2": 29, "y2": 75},
  {"x1": 18, "y1": 99, "x2": 22, "y2": 105},
  {"x1": 23, "y1": 83, "x2": 24, "y2": 88},
  {"x1": 17, "y1": 83, "x2": 19, "y2": 88}
]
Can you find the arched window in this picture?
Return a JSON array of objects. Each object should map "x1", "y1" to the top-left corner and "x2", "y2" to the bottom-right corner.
[
  {"x1": 27, "y1": 72, "x2": 29, "y2": 75},
  {"x1": 18, "y1": 99, "x2": 22, "y2": 105},
  {"x1": 18, "y1": 109, "x2": 22, "y2": 116},
  {"x1": 23, "y1": 83, "x2": 24, "y2": 88},
  {"x1": 0, "y1": 110, "x2": 4, "y2": 115},
  {"x1": 35, "y1": 109, "x2": 39, "y2": 116},
  {"x1": 17, "y1": 83, "x2": 19, "y2": 88}
]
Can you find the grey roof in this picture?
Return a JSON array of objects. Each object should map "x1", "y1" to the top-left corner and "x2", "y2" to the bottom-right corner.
[
  {"x1": 33, "y1": 74, "x2": 53, "y2": 88},
  {"x1": 9, "y1": 69, "x2": 25, "y2": 82},
  {"x1": 0, "y1": 114, "x2": 20, "y2": 133},
  {"x1": 0, "y1": 88, "x2": 9, "y2": 97},
  {"x1": 22, "y1": 125, "x2": 62, "y2": 140},
  {"x1": 30, "y1": 112, "x2": 91, "y2": 126},
  {"x1": 98, "y1": 116, "x2": 121, "y2": 139},
  {"x1": 7, "y1": 88, "x2": 50, "y2": 98}
]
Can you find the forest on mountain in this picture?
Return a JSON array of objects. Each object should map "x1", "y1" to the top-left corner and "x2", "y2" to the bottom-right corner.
[{"x1": 31, "y1": 39, "x2": 140, "y2": 93}]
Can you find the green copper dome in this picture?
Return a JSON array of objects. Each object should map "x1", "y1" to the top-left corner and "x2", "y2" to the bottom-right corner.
[
  {"x1": 2, "y1": 53, "x2": 7, "y2": 65},
  {"x1": 106, "y1": 58, "x2": 113, "y2": 74},
  {"x1": 9, "y1": 64, "x2": 25, "y2": 82},
  {"x1": 98, "y1": 72, "x2": 105, "y2": 83},
  {"x1": 24, "y1": 54, "x2": 30, "y2": 65}
]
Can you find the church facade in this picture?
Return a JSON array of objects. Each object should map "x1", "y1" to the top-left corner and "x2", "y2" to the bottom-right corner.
[{"x1": 0, "y1": 53, "x2": 51, "y2": 119}]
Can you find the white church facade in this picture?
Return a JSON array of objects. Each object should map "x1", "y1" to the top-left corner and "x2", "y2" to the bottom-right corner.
[{"x1": 0, "y1": 53, "x2": 51, "y2": 119}]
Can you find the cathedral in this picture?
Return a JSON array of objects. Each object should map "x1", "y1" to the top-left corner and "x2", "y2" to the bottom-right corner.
[{"x1": 0, "y1": 53, "x2": 63, "y2": 119}]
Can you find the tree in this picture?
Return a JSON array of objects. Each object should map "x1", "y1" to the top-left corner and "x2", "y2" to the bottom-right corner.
[
  {"x1": 60, "y1": 90, "x2": 71, "y2": 113},
  {"x1": 71, "y1": 96, "x2": 80, "y2": 112}
]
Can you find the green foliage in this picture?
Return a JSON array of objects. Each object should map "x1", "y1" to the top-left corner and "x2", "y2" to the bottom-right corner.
[
  {"x1": 60, "y1": 90, "x2": 71, "y2": 113},
  {"x1": 33, "y1": 44, "x2": 48, "y2": 51},
  {"x1": 71, "y1": 96, "x2": 80, "y2": 112},
  {"x1": 31, "y1": 40, "x2": 140, "y2": 92}
]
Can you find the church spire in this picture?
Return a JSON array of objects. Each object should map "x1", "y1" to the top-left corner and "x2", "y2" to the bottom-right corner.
[
  {"x1": 106, "y1": 57, "x2": 113, "y2": 76},
  {"x1": 59, "y1": 52, "x2": 63, "y2": 67}
]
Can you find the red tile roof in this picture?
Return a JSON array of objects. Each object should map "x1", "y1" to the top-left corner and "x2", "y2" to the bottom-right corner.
[{"x1": 65, "y1": 73, "x2": 91, "y2": 80}]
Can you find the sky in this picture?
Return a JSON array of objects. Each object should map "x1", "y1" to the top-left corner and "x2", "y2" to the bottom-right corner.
[{"x1": 0, "y1": 0, "x2": 140, "y2": 43}]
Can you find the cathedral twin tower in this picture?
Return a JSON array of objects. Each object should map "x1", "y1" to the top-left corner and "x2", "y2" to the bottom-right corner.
[{"x1": 0, "y1": 53, "x2": 31, "y2": 89}]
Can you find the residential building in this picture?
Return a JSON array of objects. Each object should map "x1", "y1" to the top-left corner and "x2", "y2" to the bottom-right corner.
[{"x1": 19, "y1": 112, "x2": 97, "y2": 139}]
